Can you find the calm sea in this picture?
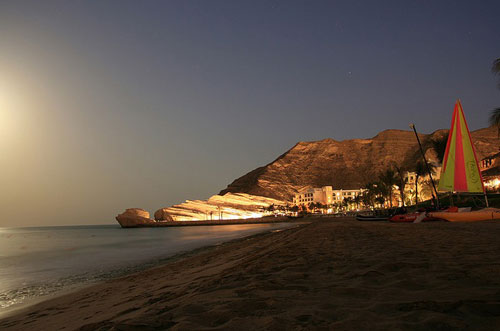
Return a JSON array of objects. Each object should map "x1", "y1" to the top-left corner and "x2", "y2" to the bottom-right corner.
[{"x1": 0, "y1": 222, "x2": 296, "y2": 314}]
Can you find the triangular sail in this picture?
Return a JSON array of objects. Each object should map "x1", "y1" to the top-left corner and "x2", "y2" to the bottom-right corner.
[{"x1": 437, "y1": 100, "x2": 485, "y2": 193}]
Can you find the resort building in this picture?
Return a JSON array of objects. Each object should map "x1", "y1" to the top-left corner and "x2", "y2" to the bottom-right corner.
[
  {"x1": 331, "y1": 188, "x2": 365, "y2": 204},
  {"x1": 293, "y1": 186, "x2": 333, "y2": 205},
  {"x1": 480, "y1": 152, "x2": 500, "y2": 192},
  {"x1": 405, "y1": 171, "x2": 417, "y2": 186},
  {"x1": 399, "y1": 169, "x2": 442, "y2": 206},
  {"x1": 292, "y1": 186, "x2": 365, "y2": 206},
  {"x1": 480, "y1": 154, "x2": 496, "y2": 170}
]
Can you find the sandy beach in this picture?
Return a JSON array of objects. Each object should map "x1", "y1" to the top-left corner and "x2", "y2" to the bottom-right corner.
[{"x1": 2, "y1": 217, "x2": 500, "y2": 330}]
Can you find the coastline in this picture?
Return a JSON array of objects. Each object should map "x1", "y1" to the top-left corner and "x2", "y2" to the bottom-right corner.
[
  {"x1": 0, "y1": 221, "x2": 303, "y2": 320},
  {"x1": 118, "y1": 216, "x2": 295, "y2": 228},
  {"x1": 3, "y1": 217, "x2": 500, "y2": 330}
]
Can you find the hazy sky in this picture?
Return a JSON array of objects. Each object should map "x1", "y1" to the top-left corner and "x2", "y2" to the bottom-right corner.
[{"x1": 1, "y1": 1, "x2": 499, "y2": 227}]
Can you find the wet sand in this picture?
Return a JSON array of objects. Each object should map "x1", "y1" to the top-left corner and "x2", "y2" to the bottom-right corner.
[{"x1": 2, "y1": 217, "x2": 500, "y2": 330}]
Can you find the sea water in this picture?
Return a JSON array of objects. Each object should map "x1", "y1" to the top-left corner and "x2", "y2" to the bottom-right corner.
[{"x1": 0, "y1": 222, "x2": 296, "y2": 313}]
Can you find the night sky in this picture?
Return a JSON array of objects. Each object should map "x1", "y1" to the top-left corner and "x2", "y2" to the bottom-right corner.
[{"x1": 1, "y1": 1, "x2": 499, "y2": 226}]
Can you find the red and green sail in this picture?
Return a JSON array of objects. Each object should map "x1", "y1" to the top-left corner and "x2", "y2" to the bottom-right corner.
[{"x1": 438, "y1": 100, "x2": 485, "y2": 193}]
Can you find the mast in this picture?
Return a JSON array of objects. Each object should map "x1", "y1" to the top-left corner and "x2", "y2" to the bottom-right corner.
[{"x1": 409, "y1": 124, "x2": 440, "y2": 209}]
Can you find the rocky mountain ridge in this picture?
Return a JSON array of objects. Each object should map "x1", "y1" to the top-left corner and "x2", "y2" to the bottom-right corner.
[{"x1": 220, "y1": 126, "x2": 499, "y2": 201}]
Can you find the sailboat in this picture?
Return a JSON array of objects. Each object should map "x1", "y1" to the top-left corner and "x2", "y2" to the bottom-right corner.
[{"x1": 427, "y1": 100, "x2": 499, "y2": 222}]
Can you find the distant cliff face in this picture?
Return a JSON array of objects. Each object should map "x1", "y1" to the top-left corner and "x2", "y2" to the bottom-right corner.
[
  {"x1": 160, "y1": 193, "x2": 285, "y2": 221},
  {"x1": 220, "y1": 126, "x2": 498, "y2": 201}
]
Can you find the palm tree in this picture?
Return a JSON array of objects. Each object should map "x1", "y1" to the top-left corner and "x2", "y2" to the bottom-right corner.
[
  {"x1": 419, "y1": 179, "x2": 435, "y2": 202},
  {"x1": 344, "y1": 197, "x2": 354, "y2": 211},
  {"x1": 353, "y1": 194, "x2": 362, "y2": 210},
  {"x1": 490, "y1": 58, "x2": 500, "y2": 136},
  {"x1": 363, "y1": 182, "x2": 377, "y2": 208},
  {"x1": 308, "y1": 202, "x2": 315, "y2": 212},
  {"x1": 341, "y1": 198, "x2": 349, "y2": 211},
  {"x1": 493, "y1": 58, "x2": 500, "y2": 87},
  {"x1": 489, "y1": 108, "x2": 500, "y2": 137},
  {"x1": 414, "y1": 160, "x2": 436, "y2": 204},
  {"x1": 378, "y1": 168, "x2": 398, "y2": 207},
  {"x1": 317, "y1": 203, "x2": 326, "y2": 213},
  {"x1": 313, "y1": 202, "x2": 320, "y2": 213},
  {"x1": 375, "y1": 196, "x2": 385, "y2": 208},
  {"x1": 333, "y1": 202, "x2": 341, "y2": 213},
  {"x1": 394, "y1": 164, "x2": 408, "y2": 207},
  {"x1": 361, "y1": 193, "x2": 372, "y2": 209},
  {"x1": 431, "y1": 133, "x2": 449, "y2": 164},
  {"x1": 364, "y1": 182, "x2": 388, "y2": 208},
  {"x1": 376, "y1": 182, "x2": 390, "y2": 208}
]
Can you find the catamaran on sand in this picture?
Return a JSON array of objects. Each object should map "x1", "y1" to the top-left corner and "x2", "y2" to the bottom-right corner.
[{"x1": 425, "y1": 100, "x2": 498, "y2": 222}]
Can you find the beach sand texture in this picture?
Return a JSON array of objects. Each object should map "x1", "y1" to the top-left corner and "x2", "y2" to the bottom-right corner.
[{"x1": 2, "y1": 217, "x2": 500, "y2": 330}]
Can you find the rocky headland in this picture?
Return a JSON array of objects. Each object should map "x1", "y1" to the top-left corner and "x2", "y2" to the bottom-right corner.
[
  {"x1": 158, "y1": 193, "x2": 286, "y2": 221},
  {"x1": 117, "y1": 126, "x2": 498, "y2": 225},
  {"x1": 116, "y1": 193, "x2": 286, "y2": 226}
]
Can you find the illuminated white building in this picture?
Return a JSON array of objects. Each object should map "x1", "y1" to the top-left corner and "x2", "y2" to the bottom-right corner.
[
  {"x1": 293, "y1": 186, "x2": 333, "y2": 205},
  {"x1": 331, "y1": 188, "x2": 365, "y2": 204},
  {"x1": 405, "y1": 171, "x2": 416, "y2": 186},
  {"x1": 293, "y1": 186, "x2": 365, "y2": 206},
  {"x1": 480, "y1": 152, "x2": 500, "y2": 192}
]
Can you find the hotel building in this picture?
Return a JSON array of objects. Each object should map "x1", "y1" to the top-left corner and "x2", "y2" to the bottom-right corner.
[
  {"x1": 480, "y1": 152, "x2": 500, "y2": 191},
  {"x1": 292, "y1": 186, "x2": 365, "y2": 206}
]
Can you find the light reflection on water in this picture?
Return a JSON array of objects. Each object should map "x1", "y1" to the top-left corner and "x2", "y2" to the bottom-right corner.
[{"x1": 0, "y1": 222, "x2": 296, "y2": 312}]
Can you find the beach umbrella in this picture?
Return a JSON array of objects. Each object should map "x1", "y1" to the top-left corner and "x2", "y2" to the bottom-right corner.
[{"x1": 437, "y1": 100, "x2": 487, "y2": 204}]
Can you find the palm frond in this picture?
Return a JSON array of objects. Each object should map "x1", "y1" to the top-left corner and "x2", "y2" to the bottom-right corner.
[
  {"x1": 489, "y1": 108, "x2": 500, "y2": 126},
  {"x1": 489, "y1": 108, "x2": 500, "y2": 137},
  {"x1": 431, "y1": 133, "x2": 448, "y2": 164},
  {"x1": 493, "y1": 58, "x2": 500, "y2": 89},
  {"x1": 492, "y1": 58, "x2": 500, "y2": 75}
]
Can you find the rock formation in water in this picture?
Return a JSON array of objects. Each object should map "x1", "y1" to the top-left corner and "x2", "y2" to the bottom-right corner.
[
  {"x1": 220, "y1": 126, "x2": 498, "y2": 201},
  {"x1": 154, "y1": 209, "x2": 175, "y2": 221},
  {"x1": 116, "y1": 208, "x2": 154, "y2": 227}
]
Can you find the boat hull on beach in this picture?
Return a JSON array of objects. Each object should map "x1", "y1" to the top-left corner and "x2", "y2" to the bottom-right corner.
[
  {"x1": 355, "y1": 214, "x2": 388, "y2": 222},
  {"x1": 427, "y1": 208, "x2": 500, "y2": 222},
  {"x1": 389, "y1": 214, "x2": 419, "y2": 223}
]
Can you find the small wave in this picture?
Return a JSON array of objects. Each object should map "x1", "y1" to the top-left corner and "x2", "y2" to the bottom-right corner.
[{"x1": 0, "y1": 254, "x2": 184, "y2": 311}]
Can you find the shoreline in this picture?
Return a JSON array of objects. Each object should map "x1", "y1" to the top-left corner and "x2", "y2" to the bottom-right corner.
[
  {"x1": 0, "y1": 221, "x2": 305, "y2": 321},
  {"x1": 3, "y1": 217, "x2": 500, "y2": 330},
  {"x1": 117, "y1": 215, "x2": 297, "y2": 228}
]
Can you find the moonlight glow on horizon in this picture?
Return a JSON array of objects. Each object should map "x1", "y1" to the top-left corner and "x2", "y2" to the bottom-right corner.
[
  {"x1": 0, "y1": 85, "x2": 13, "y2": 137},
  {"x1": 0, "y1": 82, "x2": 25, "y2": 142}
]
